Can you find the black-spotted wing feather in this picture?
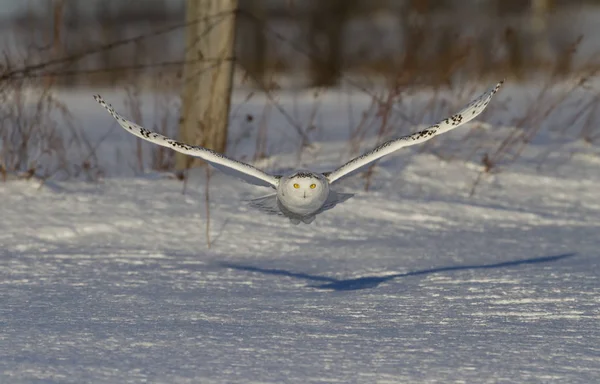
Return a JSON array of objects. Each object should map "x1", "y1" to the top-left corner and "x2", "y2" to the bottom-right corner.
[
  {"x1": 325, "y1": 81, "x2": 504, "y2": 184},
  {"x1": 94, "y1": 95, "x2": 279, "y2": 188}
]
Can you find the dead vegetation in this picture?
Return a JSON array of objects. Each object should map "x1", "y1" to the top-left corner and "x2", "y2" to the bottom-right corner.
[
  {"x1": 1, "y1": 1, "x2": 599, "y2": 250},
  {"x1": 0, "y1": 69, "x2": 100, "y2": 183},
  {"x1": 0, "y1": 1, "x2": 599, "y2": 195}
]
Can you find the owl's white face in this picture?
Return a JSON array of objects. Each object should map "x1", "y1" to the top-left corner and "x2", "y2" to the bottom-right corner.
[{"x1": 277, "y1": 172, "x2": 330, "y2": 216}]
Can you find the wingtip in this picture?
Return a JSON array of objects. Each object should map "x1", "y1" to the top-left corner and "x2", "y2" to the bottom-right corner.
[{"x1": 491, "y1": 80, "x2": 505, "y2": 94}]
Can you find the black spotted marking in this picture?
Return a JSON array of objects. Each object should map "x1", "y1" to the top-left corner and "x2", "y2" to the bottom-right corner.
[
  {"x1": 140, "y1": 128, "x2": 152, "y2": 138},
  {"x1": 291, "y1": 171, "x2": 319, "y2": 179},
  {"x1": 169, "y1": 141, "x2": 192, "y2": 150}
]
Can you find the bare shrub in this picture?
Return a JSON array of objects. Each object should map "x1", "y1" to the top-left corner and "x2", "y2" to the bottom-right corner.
[{"x1": 0, "y1": 72, "x2": 100, "y2": 182}]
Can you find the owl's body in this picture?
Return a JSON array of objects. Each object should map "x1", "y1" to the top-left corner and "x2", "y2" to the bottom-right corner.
[
  {"x1": 249, "y1": 170, "x2": 352, "y2": 224},
  {"x1": 277, "y1": 171, "x2": 329, "y2": 217},
  {"x1": 93, "y1": 81, "x2": 503, "y2": 225}
]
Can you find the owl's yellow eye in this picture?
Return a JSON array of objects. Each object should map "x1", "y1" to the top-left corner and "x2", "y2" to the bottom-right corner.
[
  {"x1": 293, "y1": 183, "x2": 300, "y2": 189},
  {"x1": 310, "y1": 183, "x2": 316, "y2": 189}
]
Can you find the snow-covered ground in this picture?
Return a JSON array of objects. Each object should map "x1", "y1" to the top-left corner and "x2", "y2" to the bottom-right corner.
[{"x1": 1, "y1": 83, "x2": 599, "y2": 383}]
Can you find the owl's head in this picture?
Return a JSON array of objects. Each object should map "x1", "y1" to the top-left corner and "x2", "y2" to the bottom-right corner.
[{"x1": 280, "y1": 171, "x2": 328, "y2": 201}]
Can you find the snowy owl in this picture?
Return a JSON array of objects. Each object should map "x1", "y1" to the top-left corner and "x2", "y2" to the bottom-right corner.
[{"x1": 94, "y1": 81, "x2": 503, "y2": 225}]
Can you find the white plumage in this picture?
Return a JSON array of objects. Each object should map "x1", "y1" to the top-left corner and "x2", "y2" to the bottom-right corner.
[{"x1": 94, "y1": 81, "x2": 503, "y2": 224}]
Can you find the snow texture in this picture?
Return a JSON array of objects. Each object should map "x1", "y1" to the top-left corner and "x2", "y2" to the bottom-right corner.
[{"x1": 1, "y1": 84, "x2": 599, "y2": 383}]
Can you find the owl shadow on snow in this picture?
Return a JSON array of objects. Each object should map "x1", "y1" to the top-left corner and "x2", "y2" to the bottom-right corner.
[{"x1": 218, "y1": 253, "x2": 576, "y2": 291}]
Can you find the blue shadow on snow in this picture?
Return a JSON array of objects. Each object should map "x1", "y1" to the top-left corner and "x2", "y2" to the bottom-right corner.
[{"x1": 218, "y1": 253, "x2": 576, "y2": 291}]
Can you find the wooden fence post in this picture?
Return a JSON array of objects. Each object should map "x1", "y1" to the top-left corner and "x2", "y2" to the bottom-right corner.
[{"x1": 176, "y1": 0, "x2": 238, "y2": 170}]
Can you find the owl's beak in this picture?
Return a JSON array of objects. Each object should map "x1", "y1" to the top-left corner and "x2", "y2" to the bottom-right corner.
[{"x1": 303, "y1": 191, "x2": 306, "y2": 198}]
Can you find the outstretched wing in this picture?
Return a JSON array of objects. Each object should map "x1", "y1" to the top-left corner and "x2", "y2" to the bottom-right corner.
[
  {"x1": 315, "y1": 190, "x2": 355, "y2": 214},
  {"x1": 325, "y1": 81, "x2": 504, "y2": 184},
  {"x1": 93, "y1": 95, "x2": 279, "y2": 188},
  {"x1": 246, "y1": 193, "x2": 284, "y2": 216}
]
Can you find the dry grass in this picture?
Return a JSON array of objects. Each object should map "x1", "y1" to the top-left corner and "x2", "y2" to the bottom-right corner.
[
  {"x1": 2, "y1": 4, "x2": 600, "y2": 247},
  {"x1": 0, "y1": 73, "x2": 99, "y2": 183}
]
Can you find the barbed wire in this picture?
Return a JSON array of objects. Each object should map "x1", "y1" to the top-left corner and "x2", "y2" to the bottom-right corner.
[
  {"x1": 0, "y1": 10, "x2": 235, "y2": 82},
  {"x1": 0, "y1": 6, "x2": 414, "y2": 124},
  {"x1": 6, "y1": 58, "x2": 234, "y2": 79},
  {"x1": 237, "y1": 8, "x2": 417, "y2": 125}
]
